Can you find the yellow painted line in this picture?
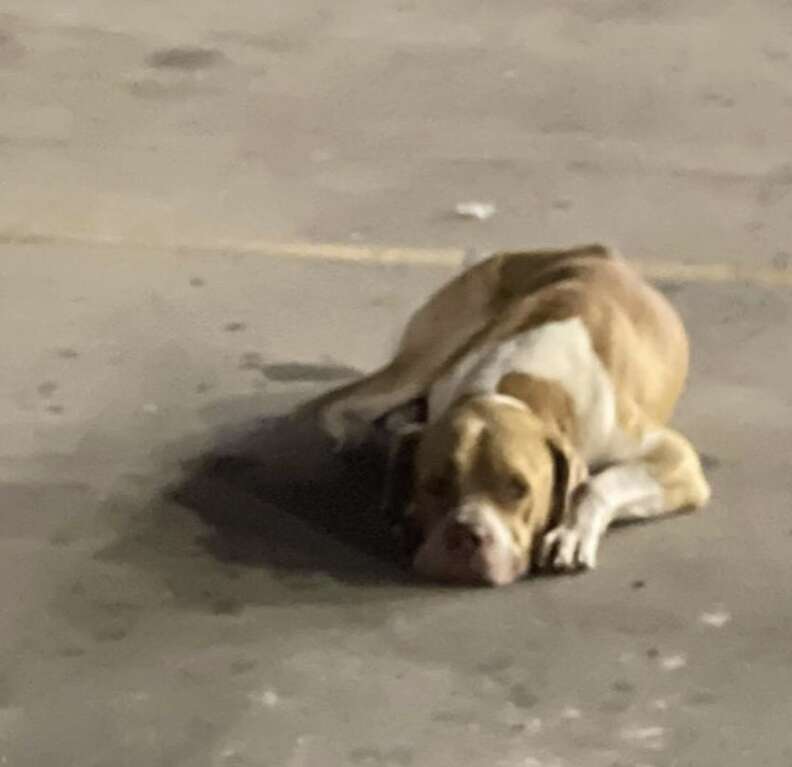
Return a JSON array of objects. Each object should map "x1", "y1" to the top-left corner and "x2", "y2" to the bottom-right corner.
[
  {"x1": 2, "y1": 230, "x2": 792, "y2": 287},
  {"x1": 637, "y1": 259, "x2": 792, "y2": 288},
  {"x1": 0, "y1": 231, "x2": 468, "y2": 268},
  {"x1": 210, "y1": 239, "x2": 467, "y2": 268}
]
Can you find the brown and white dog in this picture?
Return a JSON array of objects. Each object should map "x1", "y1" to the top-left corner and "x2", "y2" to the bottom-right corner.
[{"x1": 308, "y1": 245, "x2": 710, "y2": 586}]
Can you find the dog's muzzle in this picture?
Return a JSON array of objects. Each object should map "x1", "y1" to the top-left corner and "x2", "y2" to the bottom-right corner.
[{"x1": 411, "y1": 502, "x2": 526, "y2": 586}]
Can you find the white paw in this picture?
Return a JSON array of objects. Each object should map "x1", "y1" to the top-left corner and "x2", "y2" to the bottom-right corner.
[
  {"x1": 319, "y1": 405, "x2": 367, "y2": 452},
  {"x1": 319, "y1": 408, "x2": 351, "y2": 452},
  {"x1": 540, "y1": 523, "x2": 601, "y2": 572}
]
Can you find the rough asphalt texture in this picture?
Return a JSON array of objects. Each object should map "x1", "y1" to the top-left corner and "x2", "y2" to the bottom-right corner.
[{"x1": 2, "y1": 2, "x2": 792, "y2": 766}]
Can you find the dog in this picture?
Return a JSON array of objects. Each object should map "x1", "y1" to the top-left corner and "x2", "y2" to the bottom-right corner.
[{"x1": 306, "y1": 244, "x2": 711, "y2": 586}]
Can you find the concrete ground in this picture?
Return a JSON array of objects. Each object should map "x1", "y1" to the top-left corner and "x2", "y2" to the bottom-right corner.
[{"x1": 2, "y1": 1, "x2": 792, "y2": 766}]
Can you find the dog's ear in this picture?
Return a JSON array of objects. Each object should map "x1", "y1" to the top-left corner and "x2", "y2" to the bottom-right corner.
[{"x1": 544, "y1": 431, "x2": 587, "y2": 530}]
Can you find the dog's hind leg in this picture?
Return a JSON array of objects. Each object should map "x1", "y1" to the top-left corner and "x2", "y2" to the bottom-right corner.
[
  {"x1": 304, "y1": 254, "x2": 508, "y2": 447},
  {"x1": 306, "y1": 356, "x2": 434, "y2": 448}
]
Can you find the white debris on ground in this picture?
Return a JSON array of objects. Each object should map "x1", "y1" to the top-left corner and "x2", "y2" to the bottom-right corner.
[
  {"x1": 248, "y1": 689, "x2": 280, "y2": 708},
  {"x1": 699, "y1": 608, "x2": 732, "y2": 628},
  {"x1": 620, "y1": 724, "x2": 666, "y2": 750},
  {"x1": 523, "y1": 717, "x2": 543, "y2": 735},
  {"x1": 515, "y1": 756, "x2": 564, "y2": 767},
  {"x1": 454, "y1": 201, "x2": 496, "y2": 220},
  {"x1": 660, "y1": 654, "x2": 687, "y2": 671}
]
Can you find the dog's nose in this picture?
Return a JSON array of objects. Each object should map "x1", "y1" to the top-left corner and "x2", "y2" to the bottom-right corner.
[{"x1": 445, "y1": 521, "x2": 492, "y2": 555}]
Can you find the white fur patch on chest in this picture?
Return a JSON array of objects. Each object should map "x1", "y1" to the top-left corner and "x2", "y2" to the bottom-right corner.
[{"x1": 428, "y1": 317, "x2": 635, "y2": 464}]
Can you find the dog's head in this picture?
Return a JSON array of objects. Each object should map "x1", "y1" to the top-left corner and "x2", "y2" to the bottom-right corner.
[{"x1": 407, "y1": 394, "x2": 585, "y2": 586}]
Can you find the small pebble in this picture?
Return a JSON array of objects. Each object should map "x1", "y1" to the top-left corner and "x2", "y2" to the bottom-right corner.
[
  {"x1": 56, "y1": 348, "x2": 79, "y2": 359},
  {"x1": 631, "y1": 579, "x2": 646, "y2": 589},
  {"x1": 189, "y1": 277, "x2": 205, "y2": 287},
  {"x1": 687, "y1": 689, "x2": 718, "y2": 706},
  {"x1": 37, "y1": 381, "x2": 58, "y2": 397},
  {"x1": 230, "y1": 659, "x2": 256, "y2": 675},
  {"x1": 146, "y1": 46, "x2": 227, "y2": 71},
  {"x1": 239, "y1": 352, "x2": 264, "y2": 370},
  {"x1": 223, "y1": 321, "x2": 246, "y2": 332},
  {"x1": 700, "y1": 453, "x2": 722, "y2": 471}
]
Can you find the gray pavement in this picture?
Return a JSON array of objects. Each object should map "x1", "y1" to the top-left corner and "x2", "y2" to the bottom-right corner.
[
  {"x1": 3, "y1": 0, "x2": 792, "y2": 265},
  {"x1": 3, "y1": 247, "x2": 792, "y2": 767},
  {"x1": 3, "y1": 1, "x2": 792, "y2": 766}
]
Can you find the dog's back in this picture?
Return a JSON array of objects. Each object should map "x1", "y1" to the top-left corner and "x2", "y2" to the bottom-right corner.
[{"x1": 413, "y1": 245, "x2": 688, "y2": 427}]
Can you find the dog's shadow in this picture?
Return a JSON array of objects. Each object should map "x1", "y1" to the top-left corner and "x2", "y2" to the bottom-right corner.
[{"x1": 169, "y1": 408, "x2": 415, "y2": 586}]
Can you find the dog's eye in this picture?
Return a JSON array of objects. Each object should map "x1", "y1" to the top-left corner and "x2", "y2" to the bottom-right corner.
[{"x1": 506, "y1": 474, "x2": 530, "y2": 502}]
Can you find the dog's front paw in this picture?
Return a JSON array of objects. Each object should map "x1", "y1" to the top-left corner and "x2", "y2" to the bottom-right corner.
[{"x1": 539, "y1": 523, "x2": 601, "y2": 572}]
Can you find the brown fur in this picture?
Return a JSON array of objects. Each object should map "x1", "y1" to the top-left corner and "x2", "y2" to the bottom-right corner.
[
  {"x1": 312, "y1": 244, "x2": 710, "y2": 582},
  {"x1": 497, "y1": 373, "x2": 579, "y2": 445}
]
